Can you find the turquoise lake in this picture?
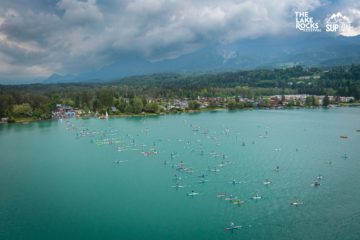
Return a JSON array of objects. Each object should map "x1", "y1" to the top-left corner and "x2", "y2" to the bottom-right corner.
[{"x1": 1, "y1": 108, "x2": 360, "y2": 240}]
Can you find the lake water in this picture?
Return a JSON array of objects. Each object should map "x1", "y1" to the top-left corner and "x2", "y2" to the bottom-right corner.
[{"x1": 1, "y1": 108, "x2": 360, "y2": 240}]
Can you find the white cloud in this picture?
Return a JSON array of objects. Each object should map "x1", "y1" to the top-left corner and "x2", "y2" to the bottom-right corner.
[{"x1": 338, "y1": 9, "x2": 360, "y2": 37}]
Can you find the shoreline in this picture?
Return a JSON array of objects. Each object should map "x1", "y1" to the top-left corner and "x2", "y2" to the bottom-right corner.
[{"x1": 2, "y1": 104, "x2": 359, "y2": 125}]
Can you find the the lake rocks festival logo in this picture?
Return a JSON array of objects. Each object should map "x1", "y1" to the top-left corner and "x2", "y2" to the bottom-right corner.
[
  {"x1": 295, "y1": 11, "x2": 321, "y2": 32},
  {"x1": 295, "y1": 11, "x2": 352, "y2": 34}
]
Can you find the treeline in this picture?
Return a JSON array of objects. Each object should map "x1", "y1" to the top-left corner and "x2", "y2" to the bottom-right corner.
[
  {"x1": 0, "y1": 89, "x2": 161, "y2": 121},
  {"x1": 0, "y1": 85, "x2": 298, "y2": 120},
  {"x1": 0, "y1": 65, "x2": 359, "y2": 120},
  {"x1": 114, "y1": 65, "x2": 360, "y2": 98}
]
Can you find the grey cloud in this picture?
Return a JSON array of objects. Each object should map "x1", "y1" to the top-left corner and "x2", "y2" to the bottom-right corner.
[
  {"x1": 57, "y1": 0, "x2": 103, "y2": 24},
  {"x1": 0, "y1": 9, "x2": 61, "y2": 44},
  {"x1": 0, "y1": 0, "x2": 338, "y2": 81}
]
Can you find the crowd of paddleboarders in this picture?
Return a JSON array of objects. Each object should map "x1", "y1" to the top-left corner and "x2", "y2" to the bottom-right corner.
[{"x1": 63, "y1": 117, "x2": 351, "y2": 233}]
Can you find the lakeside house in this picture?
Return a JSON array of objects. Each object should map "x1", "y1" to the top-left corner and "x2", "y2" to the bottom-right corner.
[
  {"x1": 111, "y1": 106, "x2": 117, "y2": 113},
  {"x1": 273, "y1": 94, "x2": 309, "y2": 102},
  {"x1": 164, "y1": 99, "x2": 189, "y2": 110},
  {"x1": 52, "y1": 104, "x2": 76, "y2": 119},
  {"x1": 339, "y1": 96, "x2": 355, "y2": 103},
  {"x1": 1, "y1": 117, "x2": 9, "y2": 124}
]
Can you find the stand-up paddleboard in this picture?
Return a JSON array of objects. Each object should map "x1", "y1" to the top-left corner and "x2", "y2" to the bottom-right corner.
[
  {"x1": 187, "y1": 192, "x2": 199, "y2": 196},
  {"x1": 233, "y1": 200, "x2": 245, "y2": 205},
  {"x1": 251, "y1": 194, "x2": 262, "y2": 200},
  {"x1": 291, "y1": 200, "x2": 303, "y2": 206},
  {"x1": 263, "y1": 180, "x2": 272, "y2": 185},
  {"x1": 217, "y1": 193, "x2": 227, "y2": 198},
  {"x1": 225, "y1": 222, "x2": 241, "y2": 231},
  {"x1": 225, "y1": 196, "x2": 237, "y2": 201}
]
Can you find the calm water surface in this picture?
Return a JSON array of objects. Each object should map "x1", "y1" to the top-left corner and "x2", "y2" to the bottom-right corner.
[{"x1": 0, "y1": 108, "x2": 360, "y2": 240}]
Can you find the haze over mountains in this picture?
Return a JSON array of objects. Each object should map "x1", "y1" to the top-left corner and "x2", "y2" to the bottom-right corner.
[{"x1": 43, "y1": 33, "x2": 360, "y2": 84}]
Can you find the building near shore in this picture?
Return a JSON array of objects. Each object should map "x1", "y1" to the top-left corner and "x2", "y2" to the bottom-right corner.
[
  {"x1": 52, "y1": 104, "x2": 76, "y2": 119},
  {"x1": 1, "y1": 117, "x2": 9, "y2": 123}
]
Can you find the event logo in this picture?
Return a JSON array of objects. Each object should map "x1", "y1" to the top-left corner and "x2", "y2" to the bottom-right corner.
[
  {"x1": 295, "y1": 11, "x2": 353, "y2": 34},
  {"x1": 325, "y1": 12, "x2": 351, "y2": 33},
  {"x1": 295, "y1": 11, "x2": 321, "y2": 32}
]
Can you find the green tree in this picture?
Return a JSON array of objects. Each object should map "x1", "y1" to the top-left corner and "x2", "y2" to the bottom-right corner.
[
  {"x1": 125, "y1": 104, "x2": 133, "y2": 113},
  {"x1": 305, "y1": 96, "x2": 314, "y2": 106},
  {"x1": 80, "y1": 91, "x2": 92, "y2": 108},
  {"x1": 188, "y1": 100, "x2": 200, "y2": 110},
  {"x1": 92, "y1": 99, "x2": 100, "y2": 111},
  {"x1": 258, "y1": 98, "x2": 271, "y2": 108},
  {"x1": 131, "y1": 97, "x2": 143, "y2": 114},
  {"x1": 74, "y1": 95, "x2": 80, "y2": 108},
  {"x1": 12, "y1": 103, "x2": 33, "y2": 117},
  {"x1": 117, "y1": 99, "x2": 127, "y2": 112},
  {"x1": 33, "y1": 105, "x2": 51, "y2": 119},
  {"x1": 227, "y1": 100, "x2": 244, "y2": 110},
  {"x1": 0, "y1": 94, "x2": 14, "y2": 117},
  {"x1": 323, "y1": 95, "x2": 330, "y2": 107},
  {"x1": 287, "y1": 99, "x2": 295, "y2": 107},
  {"x1": 141, "y1": 96, "x2": 148, "y2": 107},
  {"x1": 98, "y1": 89, "x2": 114, "y2": 107},
  {"x1": 144, "y1": 102, "x2": 159, "y2": 113}
]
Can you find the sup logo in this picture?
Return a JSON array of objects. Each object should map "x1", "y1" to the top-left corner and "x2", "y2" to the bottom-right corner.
[
  {"x1": 325, "y1": 12, "x2": 351, "y2": 33},
  {"x1": 295, "y1": 11, "x2": 321, "y2": 32}
]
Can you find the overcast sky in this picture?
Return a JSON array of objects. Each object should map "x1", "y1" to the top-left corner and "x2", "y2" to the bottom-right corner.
[{"x1": 0, "y1": 0, "x2": 359, "y2": 82}]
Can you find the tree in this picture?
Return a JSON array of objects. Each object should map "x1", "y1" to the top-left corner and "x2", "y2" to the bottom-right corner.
[
  {"x1": 80, "y1": 91, "x2": 92, "y2": 108},
  {"x1": 33, "y1": 105, "x2": 51, "y2": 119},
  {"x1": 144, "y1": 102, "x2": 159, "y2": 113},
  {"x1": 98, "y1": 89, "x2": 114, "y2": 107},
  {"x1": 12, "y1": 103, "x2": 33, "y2": 117},
  {"x1": 188, "y1": 100, "x2": 200, "y2": 110},
  {"x1": 92, "y1": 99, "x2": 100, "y2": 111},
  {"x1": 117, "y1": 98, "x2": 127, "y2": 112},
  {"x1": 258, "y1": 98, "x2": 271, "y2": 108},
  {"x1": 141, "y1": 96, "x2": 148, "y2": 107},
  {"x1": 74, "y1": 95, "x2": 80, "y2": 107},
  {"x1": 305, "y1": 96, "x2": 313, "y2": 106},
  {"x1": 323, "y1": 95, "x2": 330, "y2": 107},
  {"x1": 287, "y1": 99, "x2": 295, "y2": 107},
  {"x1": 227, "y1": 100, "x2": 244, "y2": 110},
  {"x1": 280, "y1": 95, "x2": 285, "y2": 104},
  {"x1": 131, "y1": 97, "x2": 143, "y2": 114},
  {"x1": 0, "y1": 94, "x2": 14, "y2": 117},
  {"x1": 125, "y1": 104, "x2": 133, "y2": 113}
]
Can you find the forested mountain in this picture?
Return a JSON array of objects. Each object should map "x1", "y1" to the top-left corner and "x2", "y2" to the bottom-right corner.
[{"x1": 42, "y1": 35, "x2": 360, "y2": 84}]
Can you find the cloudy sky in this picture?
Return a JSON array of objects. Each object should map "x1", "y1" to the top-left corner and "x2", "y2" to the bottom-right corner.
[{"x1": 0, "y1": 0, "x2": 359, "y2": 82}]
